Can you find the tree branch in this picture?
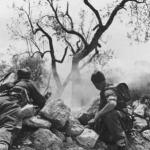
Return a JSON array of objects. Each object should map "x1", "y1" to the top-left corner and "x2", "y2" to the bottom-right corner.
[
  {"x1": 37, "y1": 23, "x2": 51, "y2": 39},
  {"x1": 105, "y1": 0, "x2": 129, "y2": 29},
  {"x1": 64, "y1": 38, "x2": 75, "y2": 54},
  {"x1": 79, "y1": 51, "x2": 98, "y2": 70},
  {"x1": 47, "y1": 0, "x2": 88, "y2": 46},
  {"x1": 21, "y1": 8, "x2": 40, "y2": 34},
  {"x1": 55, "y1": 46, "x2": 68, "y2": 63},
  {"x1": 104, "y1": 0, "x2": 145, "y2": 30},
  {"x1": 84, "y1": 0, "x2": 103, "y2": 28},
  {"x1": 31, "y1": 50, "x2": 50, "y2": 58},
  {"x1": 65, "y1": 2, "x2": 74, "y2": 29},
  {"x1": 131, "y1": 0, "x2": 146, "y2": 3},
  {"x1": 30, "y1": 39, "x2": 41, "y2": 52},
  {"x1": 37, "y1": 22, "x2": 62, "y2": 89},
  {"x1": 37, "y1": 23, "x2": 67, "y2": 63},
  {"x1": 76, "y1": 40, "x2": 81, "y2": 53},
  {"x1": 31, "y1": 51, "x2": 42, "y2": 57}
]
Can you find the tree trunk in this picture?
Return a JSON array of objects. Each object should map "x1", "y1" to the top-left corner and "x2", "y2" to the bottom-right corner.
[
  {"x1": 71, "y1": 58, "x2": 83, "y2": 109},
  {"x1": 51, "y1": 59, "x2": 62, "y2": 96}
]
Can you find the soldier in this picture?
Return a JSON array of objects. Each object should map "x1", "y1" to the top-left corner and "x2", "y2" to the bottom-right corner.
[
  {"x1": 0, "y1": 68, "x2": 46, "y2": 150},
  {"x1": 90, "y1": 71, "x2": 128, "y2": 150}
]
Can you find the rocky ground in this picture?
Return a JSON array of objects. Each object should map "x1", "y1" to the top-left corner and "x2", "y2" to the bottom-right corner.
[{"x1": 10, "y1": 98, "x2": 150, "y2": 150}]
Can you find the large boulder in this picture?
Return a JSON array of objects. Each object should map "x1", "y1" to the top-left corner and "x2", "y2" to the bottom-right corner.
[
  {"x1": 31, "y1": 128, "x2": 63, "y2": 150},
  {"x1": 76, "y1": 128, "x2": 99, "y2": 148},
  {"x1": 133, "y1": 102, "x2": 147, "y2": 129},
  {"x1": 66, "y1": 115, "x2": 84, "y2": 137},
  {"x1": 40, "y1": 99, "x2": 71, "y2": 129},
  {"x1": 23, "y1": 116, "x2": 52, "y2": 129}
]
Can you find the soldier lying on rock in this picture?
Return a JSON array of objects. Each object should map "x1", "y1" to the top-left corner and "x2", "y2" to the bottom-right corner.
[
  {"x1": 88, "y1": 71, "x2": 133, "y2": 150},
  {"x1": 0, "y1": 68, "x2": 46, "y2": 150}
]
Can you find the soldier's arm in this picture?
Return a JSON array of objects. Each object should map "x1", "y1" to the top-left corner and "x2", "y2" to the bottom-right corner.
[
  {"x1": 29, "y1": 82, "x2": 46, "y2": 109},
  {"x1": 94, "y1": 90, "x2": 117, "y2": 121}
]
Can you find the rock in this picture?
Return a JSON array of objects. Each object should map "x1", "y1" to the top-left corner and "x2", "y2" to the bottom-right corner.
[
  {"x1": 40, "y1": 99, "x2": 71, "y2": 129},
  {"x1": 31, "y1": 128, "x2": 63, "y2": 150},
  {"x1": 19, "y1": 146, "x2": 35, "y2": 150},
  {"x1": 134, "y1": 117, "x2": 147, "y2": 130},
  {"x1": 133, "y1": 103, "x2": 147, "y2": 129},
  {"x1": 66, "y1": 115, "x2": 84, "y2": 137},
  {"x1": 52, "y1": 129, "x2": 66, "y2": 142},
  {"x1": 142, "y1": 130, "x2": 150, "y2": 141},
  {"x1": 66, "y1": 136, "x2": 73, "y2": 144},
  {"x1": 76, "y1": 128, "x2": 99, "y2": 148},
  {"x1": 134, "y1": 103, "x2": 146, "y2": 116},
  {"x1": 22, "y1": 138, "x2": 32, "y2": 146},
  {"x1": 66, "y1": 147, "x2": 85, "y2": 150},
  {"x1": 134, "y1": 145, "x2": 145, "y2": 150},
  {"x1": 78, "y1": 97, "x2": 99, "y2": 125},
  {"x1": 23, "y1": 116, "x2": 52, "y2": 129}
]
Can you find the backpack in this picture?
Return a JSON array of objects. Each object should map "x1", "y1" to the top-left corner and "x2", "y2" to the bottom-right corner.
[
  {"x1": 104, "y1": 83, "x2": 133, "y2": 135},
  {"x1": 116, "y1": 83, "x2": 131, "y2": 103},
  {"x1": 103, "y1": 82, "x2": 131, "y2": 109},
  {"x1": 115, "y1": 83, "x2": 134, "y2": 134}
]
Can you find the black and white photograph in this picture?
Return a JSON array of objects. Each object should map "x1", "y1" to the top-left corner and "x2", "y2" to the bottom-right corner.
[{"x1": 0, "y1": 0, "x2": 150, "y2": 149}]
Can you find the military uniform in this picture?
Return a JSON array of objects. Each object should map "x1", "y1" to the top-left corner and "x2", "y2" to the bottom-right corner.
[
  {"x1": 0, "y1": 78, "x2": 45, "y2": 149},
  {"x1": 97, "y1": 87, "x2": 127, "y2": 146}
]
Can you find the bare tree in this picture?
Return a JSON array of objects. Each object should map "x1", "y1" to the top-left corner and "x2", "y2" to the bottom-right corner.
[{"x1": 9, "y1": 0, "x2": 146, "y2": 98}]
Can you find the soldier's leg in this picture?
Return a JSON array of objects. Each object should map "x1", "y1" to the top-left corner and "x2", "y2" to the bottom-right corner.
[
  {"x1": 0, "y1": 107, "x2": 21, "y2": 150},
  {"x1": 103, "y1": 110, "x2": 127, "y2": 149}
]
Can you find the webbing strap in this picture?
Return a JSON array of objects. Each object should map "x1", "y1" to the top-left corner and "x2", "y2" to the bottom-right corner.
[{"x1": 11, "y1": 85, "x2": 30, "y2": 103}]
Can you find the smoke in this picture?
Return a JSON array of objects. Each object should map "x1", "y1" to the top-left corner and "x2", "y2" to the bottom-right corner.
[
  {"x1": 61, "y1": 71, "x2": 99, "y2": 111},
  {"x1": 105, "y1": 60, "x2": 150, "y2": 100},
  {"x1": 62, "y1": 59, "x2": 150, "y2": 111}
]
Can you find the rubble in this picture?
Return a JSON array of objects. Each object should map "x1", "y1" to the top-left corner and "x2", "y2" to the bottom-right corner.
[
  {"x1": 31, "y1": 128, "x2": 63, "y2": 150},
  {"x1": 133, "y1": 102, "x2": 148, "y2": 130},
  {"x1": 134, "y1": 117, "x2": 147, "y2": 130},
  {"x1": 66, "y1": 115, "x2": 84, "y2": 137},
  {"x1": 76, "y1": 128, "x2": 99, "y2": 148},
  {"x1": 10, "y1": 98, "x2": 150, "y2": 150},
  {"x1": 23, "y1": 115, "x2": 52, "y2": 129},
  {"x1": 40, "y1": 99, "x2": 71, "y2": 129},
  {"x1": 52, "y1": 129, "x2": 66, "y2": 142}
]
